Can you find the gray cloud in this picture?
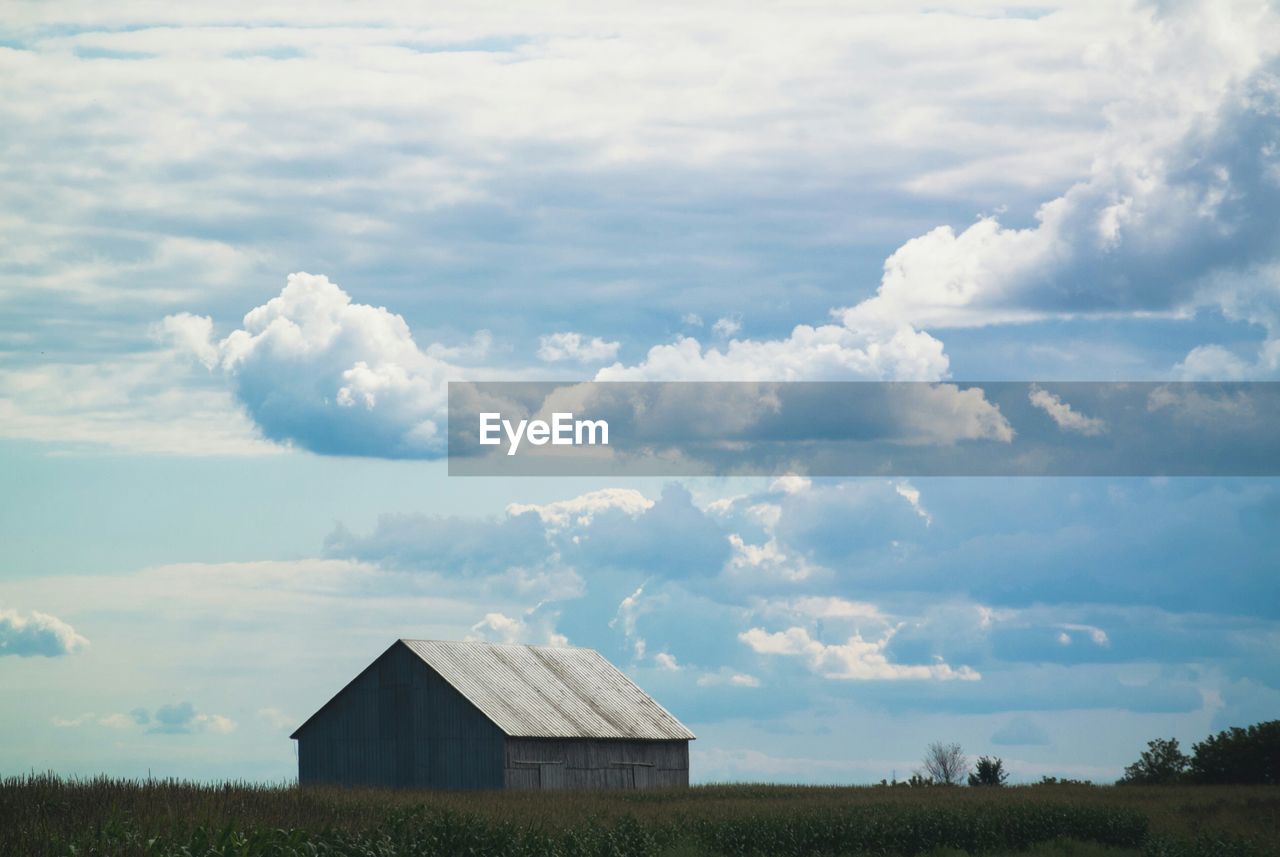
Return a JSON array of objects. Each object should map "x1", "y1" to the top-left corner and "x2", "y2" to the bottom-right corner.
[
  {"x1": 326, "y1": 510, "x2": 549, "y2": 574},
  {"x1": 147, "y1": 701, "x2": 236, "y2": 735},
  {"x1": 992, "y1": 715, "x2": 1052, "y2": 747},
  {"x1": 0, "y1": 605, "x2": 87, "y2": 657}
]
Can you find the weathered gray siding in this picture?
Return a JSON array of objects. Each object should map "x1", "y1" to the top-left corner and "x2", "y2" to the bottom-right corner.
[
  {"x1": 296, "y1": 642, "x2": 505, "y2": 789},
  {"x1": 503, "y1": 737, "x2": 689, "y2": 789}
]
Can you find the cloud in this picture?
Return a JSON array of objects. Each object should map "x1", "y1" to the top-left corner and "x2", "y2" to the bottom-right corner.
[
  {"x1": 168, "y1": 276, "x2": 979, "y2": 465},
  {"x1": 468, "y1": 608, "x2": 568, "y2": 647},
  {"x1": 839, "y1": 45, "x2": 1280, "y2": 335},
  {"x1": 1176, "y1": 338, "x2": 1280, "y2": 380},
  {"x1": 739, "y1": 626, "x2": 980, "y2": 682},
  {"x1": 322, "y1": 482, "x2": 730, "y2": 598},
  {"x1": 257, "y1": 707, "x2": 296, "y2": 731},
  {"x1": 160, "y1": 313, "x2": 220, "y2": 369},
  {"x1": 1057, "y1": 623, "x2": 1111, "y2": 647},
  {"x1": 325, "y1": 509, "x2": 551, "y2": 575},
  {"x1": 505, "y1": 487, "x2": 654, "y2": 529},
  {"x1": 696, "y1": 668, "x2": 761, "y2": 688},
  {"x1": 761, "y1": 596, "x2": 890, "y2": 625},
  {"x1": 894, "y1": 481, "x2": 933, "y2": 525},
  {"x1": 0, "y1": 606, "x2": 87, "y2": 657},
  {"x1": 167, "y1": 273, "x2": 463, "y2": 458},
  {"x1": 149, "y1": 701, "x2": 236, "y2": 735},
  {"x1": 770, "y1": 475, "x2": 811, "y2": 495},
  {"x1": 726, "y1": 534, "x2": 814, "y2": 583},
  {"x1": 53, "y1": 712, "x2": 141, "y2": 729},
  {"x1": 56, "y1": 703, "x2": 235, "y2": 734},
  {"x1": 711, "y1": 315, "x2": 742, "y2": 338},
  {"x1": 824, "y1": 9, "x2": 1280, "y2": 378},
  {"x1": 609, "y1": 584, "x2": 650, "y2": 659},
  {"x1": 0, "y1": 347, "x2": 278, "y2": 456},
  {"x1": 1028, "y1": 385, "x2": 1107, "y2": 436},
  {"x1": 536, "y1": 332, "x2": 620, "y2": 363},
  {"x1": 566, "y1": 483, "x2": 731, "y2": 577},
  {"x1": 12, "y1": 0, "x2": 1280, "y2": 469},
  {"x1": 595, "y1": 325, "x2": 948, "y2": 382},
  {"x1": 991, "y1": 715, "x2": 1052, "y2": 747},
  {"x1": 654, "y1": 651, "x2": 681, "y2": 671}
]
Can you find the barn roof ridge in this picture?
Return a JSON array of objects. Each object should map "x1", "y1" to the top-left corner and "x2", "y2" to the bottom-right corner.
[{"x1": 396, "y1": 637, "x2": 593, "y2": 651}]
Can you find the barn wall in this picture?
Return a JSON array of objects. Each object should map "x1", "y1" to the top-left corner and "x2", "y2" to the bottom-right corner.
[
  {"x1": 296, "y1": 642, "x2": 505, "y2": 789},
  {"x1": 503, "y1": 738, "x2": 689, "y2": 789}
]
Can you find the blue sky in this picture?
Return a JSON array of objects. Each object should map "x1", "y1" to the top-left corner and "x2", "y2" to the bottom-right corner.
[{"x1": 2, "y1": 0, "x2": 1279, "y2": 784}]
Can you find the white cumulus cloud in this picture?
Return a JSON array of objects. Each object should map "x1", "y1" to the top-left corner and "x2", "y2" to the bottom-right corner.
[
  {"x1": 536, "y1": 332, "x2": 621, "y2": 364},
  {"x1": 740, "y1": 626, "x2": 979, "y2": 681},
  {"x1": 595, "y1": 323, "x2": 949, "y2": 382},
  {"x1": 166, "y1": 272, "x2": 464, "y2": 458}
]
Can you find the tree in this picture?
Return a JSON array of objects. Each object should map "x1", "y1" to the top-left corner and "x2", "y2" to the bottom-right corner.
[
  {"x1": 968, "y1": 756, "x2": 1008, "y2": 787},
  {"x1": 1117, "y1": 737, "x2": 1189, "y2": 784},
  {"x1": 922, "y1": 741, "x2": 968, "y2": 785},
  {"x1": 1189, "y1": 720, "x2": 1280, "y2": 784}
]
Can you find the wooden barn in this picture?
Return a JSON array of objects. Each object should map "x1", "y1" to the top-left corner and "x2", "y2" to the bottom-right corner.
[{"x1": 291, "y1": 639, "x2": 694, "y2": 789}]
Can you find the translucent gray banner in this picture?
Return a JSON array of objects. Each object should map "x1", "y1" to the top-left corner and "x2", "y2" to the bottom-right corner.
[{"x1": 447, "y1": 381, "x2": 1280, "y2": 476}]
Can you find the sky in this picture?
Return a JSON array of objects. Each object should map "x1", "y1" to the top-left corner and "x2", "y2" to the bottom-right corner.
[{"x1": 2, "y1": 0, "x2": 1279, "y2": 785}]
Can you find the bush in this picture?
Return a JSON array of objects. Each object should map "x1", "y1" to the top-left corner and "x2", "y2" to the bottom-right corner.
[{"x1": 1189, "y1": 720, "x2": 1280, "y2": 785}]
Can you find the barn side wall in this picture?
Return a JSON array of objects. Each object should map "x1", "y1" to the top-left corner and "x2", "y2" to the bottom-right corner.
[
  {"x1": 295, "y1": 643, "x2": 505, "y2": 789},
  {"x1": 503, "y1": 737, "x2": 689, "y2": 789}
]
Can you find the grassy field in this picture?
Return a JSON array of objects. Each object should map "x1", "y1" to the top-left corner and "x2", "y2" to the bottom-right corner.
[{"x1": 2, "y1": 776, "x2": 1276, "y2": 857}]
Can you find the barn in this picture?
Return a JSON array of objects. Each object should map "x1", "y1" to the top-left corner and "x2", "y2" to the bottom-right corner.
[{"x1": 291, "y1": 639, "x2": 695, "y2": 789}]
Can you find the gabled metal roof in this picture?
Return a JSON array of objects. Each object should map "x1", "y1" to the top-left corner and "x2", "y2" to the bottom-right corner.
[{"x1": 401, "y1": 639, "x2": 696, "y2": 741}]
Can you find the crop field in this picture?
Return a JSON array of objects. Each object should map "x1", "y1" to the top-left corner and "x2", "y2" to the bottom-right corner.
[{"x1": 2, "y1": 776, "x2": 1277, "y2": 857}]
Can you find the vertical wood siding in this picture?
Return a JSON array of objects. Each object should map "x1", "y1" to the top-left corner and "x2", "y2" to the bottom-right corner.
[
  {"x1": 296, "y1": 642, "x2": 505, "y2": 789},
  {"x1": 503, "y1": 737, "x2": 689, "y2": 789}
]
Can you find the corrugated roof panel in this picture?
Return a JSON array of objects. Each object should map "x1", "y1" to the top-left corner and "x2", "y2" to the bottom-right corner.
[{"x1": 401, "y1": 639, "x2": 695, "y2": 741}]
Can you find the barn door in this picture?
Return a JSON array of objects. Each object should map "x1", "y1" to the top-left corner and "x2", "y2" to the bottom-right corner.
[{"x1": 632, "y1": 764, "x2": 652, "y2": 789}]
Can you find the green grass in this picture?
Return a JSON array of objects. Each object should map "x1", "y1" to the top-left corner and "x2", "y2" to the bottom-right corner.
[{"x1": 1, "y1": 775, "x2": 1276, "y2": 857}]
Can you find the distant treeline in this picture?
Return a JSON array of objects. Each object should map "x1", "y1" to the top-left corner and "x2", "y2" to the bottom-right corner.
[{"x1": 1119, "y1": 719, "x2": 1280, "y2": 785}]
